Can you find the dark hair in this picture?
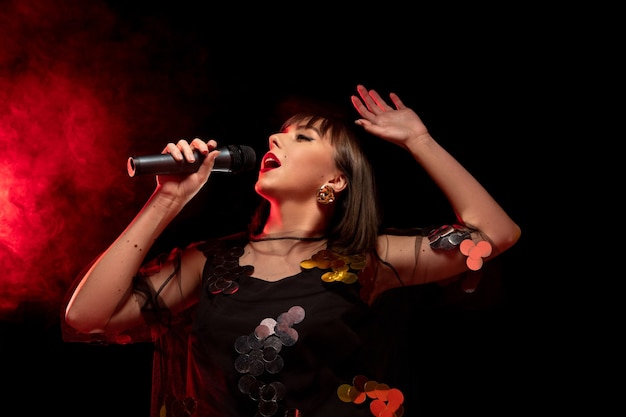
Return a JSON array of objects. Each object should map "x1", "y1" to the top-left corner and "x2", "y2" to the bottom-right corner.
[{"x1": 248, "y1": 111, "x2": 381, "y2": 255}]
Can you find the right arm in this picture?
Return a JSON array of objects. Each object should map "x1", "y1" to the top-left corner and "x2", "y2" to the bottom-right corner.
[{"x1": 65, "y1": 139, "x2": 219, "y2": 335}]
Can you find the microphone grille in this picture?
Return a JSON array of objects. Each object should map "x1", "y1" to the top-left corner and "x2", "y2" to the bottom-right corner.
[{"x1": 227, "y1": 145, "x2": 257, "y2": 174}]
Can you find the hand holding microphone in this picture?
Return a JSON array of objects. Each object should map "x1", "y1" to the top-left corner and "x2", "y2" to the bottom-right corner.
[{"x1": 127, "y1": 144, "x2": 257, "y2": 177}]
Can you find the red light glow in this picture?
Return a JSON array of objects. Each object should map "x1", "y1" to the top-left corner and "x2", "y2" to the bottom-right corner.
[{"x1": 0, "y1": 0, "x2": 211, "y2": 322}]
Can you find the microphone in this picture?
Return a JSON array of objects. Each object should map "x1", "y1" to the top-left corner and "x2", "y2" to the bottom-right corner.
[{"x1": 127, "y1": 145, "x2": 257, "y2": 177}]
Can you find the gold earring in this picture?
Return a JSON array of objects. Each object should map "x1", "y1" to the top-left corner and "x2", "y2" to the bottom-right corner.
[{"x1": 316, "y1": 184, "x2": 335, "y2": 204}]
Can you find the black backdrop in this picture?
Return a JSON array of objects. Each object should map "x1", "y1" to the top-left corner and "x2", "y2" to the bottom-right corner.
[{"x1": 0, "y1": 1, "x2": 556, "y2": 416}]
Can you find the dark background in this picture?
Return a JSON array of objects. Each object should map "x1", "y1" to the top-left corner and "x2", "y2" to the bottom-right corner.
[{"x1": 0, "y1": 0, "x2": 571, "y2": 415}]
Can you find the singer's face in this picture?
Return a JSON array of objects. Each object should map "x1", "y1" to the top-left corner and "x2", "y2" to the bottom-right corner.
[{"x1": 255, "y1": 119, "x2": 341, "y2": 203}]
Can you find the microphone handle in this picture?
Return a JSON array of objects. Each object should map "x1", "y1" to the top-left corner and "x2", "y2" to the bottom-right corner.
[{"x1": 127, "y1": 150, "x2": 206, "y2": 177}]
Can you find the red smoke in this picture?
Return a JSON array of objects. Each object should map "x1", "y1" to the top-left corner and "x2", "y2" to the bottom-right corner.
[{"x1": 0, "y1": 0, "x2": 213, "y2": 322}]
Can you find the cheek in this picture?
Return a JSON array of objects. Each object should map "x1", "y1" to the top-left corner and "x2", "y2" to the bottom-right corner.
[{"x1": 291, "y1": 152, "x2": 335, "y2": 177}]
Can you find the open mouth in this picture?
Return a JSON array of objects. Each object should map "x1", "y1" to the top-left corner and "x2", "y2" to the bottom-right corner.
[{"x1": 262, "y1": 153, "x2": 281, "y2": 169}]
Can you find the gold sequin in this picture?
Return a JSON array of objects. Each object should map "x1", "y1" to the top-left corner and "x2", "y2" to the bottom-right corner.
[{"x1": 300, "y1": 249, "x2": 366, "y2": 284}]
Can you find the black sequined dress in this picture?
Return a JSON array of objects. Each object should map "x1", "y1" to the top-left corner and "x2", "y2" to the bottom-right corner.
[{"x1": 183, "y1": 237, "x2": 380, "y2": 417}]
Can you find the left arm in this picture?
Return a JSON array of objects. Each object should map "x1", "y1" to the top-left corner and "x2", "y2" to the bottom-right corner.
[{"x1": 351, "y1": 85, "x2": 521, "y2": 293}]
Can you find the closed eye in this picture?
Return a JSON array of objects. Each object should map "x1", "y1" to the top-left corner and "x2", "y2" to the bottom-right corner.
[{"x1": 296, "y1": 134, "x2": 313, "y2": 141}]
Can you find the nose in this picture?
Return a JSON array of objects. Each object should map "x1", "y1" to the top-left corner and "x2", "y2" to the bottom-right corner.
[{"x1": 268, "y1": 134, "x2": 281, "y2": 149}]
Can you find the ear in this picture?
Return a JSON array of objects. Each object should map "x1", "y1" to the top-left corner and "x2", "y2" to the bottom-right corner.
[{"x1": 328, "y1": 173, "x2": 347, "y2": 193}]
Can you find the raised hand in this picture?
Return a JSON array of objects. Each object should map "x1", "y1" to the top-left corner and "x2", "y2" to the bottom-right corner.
[{"x1": 351, "y1": 84, "x2": 429, "y2": 149}]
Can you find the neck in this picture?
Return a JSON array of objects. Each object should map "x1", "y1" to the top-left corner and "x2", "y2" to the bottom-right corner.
[{"x1": 259, "y1": 203, "x2": 330, "y2": 241}]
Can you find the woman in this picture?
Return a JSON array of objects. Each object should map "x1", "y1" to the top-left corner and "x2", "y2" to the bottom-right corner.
[{"x1": 64, "y1": 85, "x2": 520, "y2": 417}]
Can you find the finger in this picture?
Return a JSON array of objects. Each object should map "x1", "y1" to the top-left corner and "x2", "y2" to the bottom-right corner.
[
  {"x1": 206, "y1": 139, "x2": 218, "y2": 150},
  {"x1": 163, "y1": 142, "x2": 186, "y2": 161},
  {"x1": 193, "y1": 139, "x2": 222, "y2": 170},
  {"x1": 351, "y1": 95, "x2": 372, "y2": 118},
  {"x1": 176, "y1": 139, "x2": 197, "y2": 162},
  {"x1": 389, "y1": 92, "x2": 406, "y2": 110},
  {"x1": 367, "y1": 89, "x2": 395, "y2": 112},
  {"x1": 190, "y1": 138, "x2": 212, "y2": 156},
  {"x1": 357, "y1": 85, "x2": 383, "y2": 114},
  {"x1": 358, "y1": 85, "x2": 395, "y2": 114}
]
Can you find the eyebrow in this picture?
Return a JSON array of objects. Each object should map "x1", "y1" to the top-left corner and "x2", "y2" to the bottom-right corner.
[{"x1": 294, "y1": 124, "x2": 322, "y2": 137}]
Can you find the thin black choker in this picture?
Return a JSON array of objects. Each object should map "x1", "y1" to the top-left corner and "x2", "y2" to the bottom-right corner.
[{"x1": 249, "y1": 235, "x2": 327, "y2": 242}]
